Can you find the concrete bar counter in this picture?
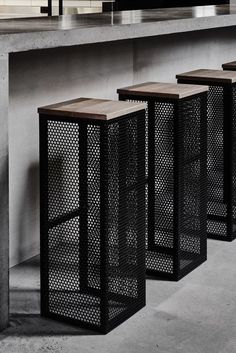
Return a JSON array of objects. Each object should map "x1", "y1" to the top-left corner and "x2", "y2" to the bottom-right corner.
[{"x1": 1, "y1": 4, "x2": 236, "y2": 330}]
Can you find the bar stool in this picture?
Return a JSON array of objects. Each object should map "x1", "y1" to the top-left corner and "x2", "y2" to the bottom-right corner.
[
  {"x1": 38, "y1": 97, "x2": 146, "y2": 333},
  {"x1": 177, "y1": 69, "x2": 236, "y2": 242},
  {"x1": 222, "y1": 61, "x2": 236, "y2": 71},
  {"x1": 117, "y1": 82, "x2": 208, "y2": 280}
]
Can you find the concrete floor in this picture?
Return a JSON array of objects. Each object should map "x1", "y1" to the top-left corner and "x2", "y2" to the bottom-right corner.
[{"x1": 0, "y1": 239, "x2": 236, "y2": 353}]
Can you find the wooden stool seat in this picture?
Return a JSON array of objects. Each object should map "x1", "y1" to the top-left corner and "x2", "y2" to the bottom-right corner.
[
  {"x1": 117, "y1": 82, "x2": 208, "y2": 99},
  {"x1": 222, "y1": 61, "x2": 236, "y2": 70},
  {"x1": 38, "y1": 97, "x2": 146, "y2": 121},
  {"x1": 176, "y1": 69, "x2": 236, "y2": 84}
]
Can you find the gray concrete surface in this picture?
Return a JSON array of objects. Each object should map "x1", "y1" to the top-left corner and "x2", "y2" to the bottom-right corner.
[
  {"x1": 0, "y1": 53, "x2": 9, "y2": 331},
  {"x1": 0, "y1": 238, "x2": 235, "y2": 353},
  {"x1": 0, "y1": 5, "x2": 236, "y2": 53}
]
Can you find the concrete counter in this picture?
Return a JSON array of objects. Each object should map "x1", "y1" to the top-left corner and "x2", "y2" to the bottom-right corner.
[
  {"x1": 0, "y1": 5, "x2": 236, "y2": 53},
  {"x1": 1, "y1": 5, "x2": 236, "y2": 331}
]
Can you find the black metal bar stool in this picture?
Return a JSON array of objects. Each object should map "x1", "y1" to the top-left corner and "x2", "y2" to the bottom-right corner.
[
  {"x1": 117, "y1": 82, "x2": 208, "y2": 280},
  {"x1": 177, "y1": 69, "x2": 236, "y2": 242},
  {"x1": 38, "y1": 97, "x2": 146, "y2": 333},
  {"x1": 222, "y1": 61, "x2": 236, "y2": 71}
]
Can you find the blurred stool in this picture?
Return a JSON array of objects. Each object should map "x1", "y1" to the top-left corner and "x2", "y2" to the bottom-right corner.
[{"x1": 222, "y1": 61, "x2": 236, "y2": 70}]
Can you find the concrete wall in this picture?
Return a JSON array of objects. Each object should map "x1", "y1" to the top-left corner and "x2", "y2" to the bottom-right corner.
[
  {"x1": 9, "y1": 26, "x2": 236, "y2": 267},
  {"x1": 133, "y1": 27, "x2": 236, "y2": 82}
]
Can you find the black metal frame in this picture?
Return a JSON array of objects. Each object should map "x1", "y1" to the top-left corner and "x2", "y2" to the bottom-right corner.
[
  {"x1": 39, "y1": 110, "x2": 146, "y2": 333},
  {"x1": 42, "y1": 0, "x2": 63, "y2": 16},
  {"x1": 103, "y1": 0, "x2": 229, "y2": 12},
  {"x1": 177, "y1": 78, "x2": 236, "y2": 242},
  {"x1": 119, "y1": 92, "x2": 207, "y2": 280}
]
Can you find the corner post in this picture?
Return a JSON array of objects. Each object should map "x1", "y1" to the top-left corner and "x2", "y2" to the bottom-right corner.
[{"x1": 0, "y1": 53, "x2": 9, "y2": 331}]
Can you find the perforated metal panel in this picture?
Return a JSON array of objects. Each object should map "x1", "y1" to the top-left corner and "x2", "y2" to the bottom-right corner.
[
  {"x1": 178, "y1": 96, "x2": 207, "y2": 275},
  {"x1": 178, "y1": 78, "x2": 236, "y2": 241},
  {"x1": 119, "y1": 93, "x2": 207, "y2": 280},
  {"x1": 39, "y1": 111, "x2": 146, "y2": 333},
  {"x1": 232, "y1": 85, "x2": 236, "y2": 239}
]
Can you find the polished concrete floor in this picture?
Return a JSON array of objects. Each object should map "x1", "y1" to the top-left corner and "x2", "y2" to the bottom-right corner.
[{"x1": 0, "y1": 239, "x2": 236, "y2": 353}]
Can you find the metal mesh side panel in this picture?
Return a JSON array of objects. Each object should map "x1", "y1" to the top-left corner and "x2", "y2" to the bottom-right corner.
[
  {"x1": 153, "y1": 102, "x2": 174, "y2": 249},
  {"x1": 232, "y1": 85, "x2": 236, "y2": 239},
  {"x1": 178, "y1": 96, "x2": 207, "y2": 271},
  {"x1": 47, "y1": 121, "x2": 80, "y2": 221},
  {"x1": 41, "y1": 120, "x2": 101, "y2": 327},
  {"x1": 106, "y1": 114, "x2": 145, "y2": 327},
  {"x1": 121, "y1": 98, "x2": 174, "y2": 274},
  {"x1": 124, "y1": 99, "x2": 149, "y2": 259},
  {"x1": 40, "y1": 112, "x2": 145, "y2": 332},
  {"x1": 146, "y1": 101, "x2": 174, "y2": 274},
  {"x1": 206, "y1": 85, "x2": 228, "y2": 238},
  {"x1": 87, "y1": 125, "x2": 101, "y2": 292}
]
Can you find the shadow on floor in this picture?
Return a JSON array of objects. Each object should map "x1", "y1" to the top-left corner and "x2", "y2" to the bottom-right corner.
[
  {"x1": 0, "y1": 314, "x2": 97, "y2": 337},
  {"x1": 146, "y1": 275, "x2": 176, "y2": 282},
  {"x1": 4, "y1": 256, "x2": 99, "y2": 338}
]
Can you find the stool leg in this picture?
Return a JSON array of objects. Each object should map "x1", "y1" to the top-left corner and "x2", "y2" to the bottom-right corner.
[
  {"x1": 223, "y1": 86, "x2": 233, "y2": 240},
  {"x1": 137, "y1": 114, "x2": 146, "y2": 301},
  {"x1": 100, "y1": 123, "x2": 109, "y2": 332},
  {"x1": 118, "y1": 121, "x2": 128, "y2": 276},
  {"x1": 147, "y1": 101, "x2": 155, "y2": 252},
  {"x1": 173, "y1": 102, "x2": 181, "y2": 280},
  {"x1": 175, "y1": 95, "x2": 207, "y2": 278},
  {"x1": 79, "y1": 124, "x2": 88, "y2": 293},
  {"x1": 40, "y1": 117, "x2": 49, "y2": 317},
  {"x1": 200, "y1": 93, "x2": 208, "y2": 256}
]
